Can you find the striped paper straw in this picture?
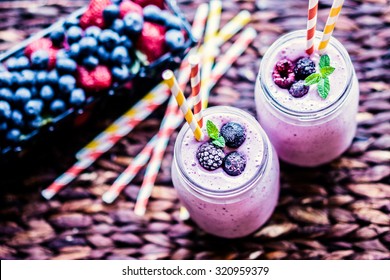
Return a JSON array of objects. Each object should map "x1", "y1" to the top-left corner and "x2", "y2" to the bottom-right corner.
[
  {"x1": 318, "y1": 0, "x2": 345, "y2": 54},
  {"x1": 204, "y1": 0, "x2": 222, "y2": 44},
  {"x1": 163, "y1": 70, "x2": 204, "y2": 141},
  {"x1": 41, "y1": 86, "x2": 170, "y2": 200},
  {"x1": 209, "y1": 28, "x2": 257, "y2": 89},
  {"x1": 191, "y1": 3, "x2": 209, "y2": 42},
  {"x1": 306, "y1": 0, "x2": 319, "y2": 55},
  {"x1": 189, "y1": 55, "x2": 203, "y2": 127}
]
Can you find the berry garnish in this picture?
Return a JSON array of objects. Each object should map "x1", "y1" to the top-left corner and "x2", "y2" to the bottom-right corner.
[
  {"x1": 222, "y1": 151, "x2": 246, "y2": 176},
  {"x1": 304, "y1": 54, "x2": 336, "y2": 99},
  {"x1": 196, "y1": 142, "x2": 225, "y2": 171},
  {"x1": 272, "y1": 59, "x2": 295, "y2": 89},
  {"x1": 288, "y1": 80, "x2": 309, "y2": 98},
  {"x1": 294, "y1": 57, "x2": 316, "y2": 80},
  {"x1": 220, "y1": 122, "x2": 246, "y2": 148}
]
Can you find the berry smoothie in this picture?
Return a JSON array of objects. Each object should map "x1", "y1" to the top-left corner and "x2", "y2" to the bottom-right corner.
[
  {"x1": 171, "y1": 106, "x2": 279, "y2": 238},
  {"x1": 255, "y1": 30, "x2": 359, "y2": 167}
]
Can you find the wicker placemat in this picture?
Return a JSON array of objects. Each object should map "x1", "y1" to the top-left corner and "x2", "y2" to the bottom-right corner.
[{"x1": 0, "y1": 0, "x2": 389, "y2": 260}]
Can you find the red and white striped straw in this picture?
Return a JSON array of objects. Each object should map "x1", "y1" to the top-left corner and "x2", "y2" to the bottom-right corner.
[
  {"x1": 189, "y1": 55, "x2": 203, "y2": 128},
  {"x1": 306, "y1": 0, "x2": 319, "y2": 55}
]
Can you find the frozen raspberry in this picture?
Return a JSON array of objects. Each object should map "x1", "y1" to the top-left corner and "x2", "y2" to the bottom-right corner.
[
  {"x1": 288, "y1": 80, "x2": 309, "y2": 98},
  {"x1": 196, "y1": 142, "x2": 225, "y2": 171},
  {"x1": 222, "y1": 152, "x2": 246, "y2": 176},
  {"x1": 294, "y1": 57, "x2": 316, "y2": 80},
  {"x1": 272, "y1": 59, "x2": 295, "y2": 89},
  {"x1": 220, "y1": 122, "x2": 246, "y2": 148}
]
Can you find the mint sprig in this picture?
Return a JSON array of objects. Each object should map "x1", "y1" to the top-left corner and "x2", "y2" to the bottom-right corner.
[
  {"x1": 304, "y1": 54, "x2": 335, "y2": 99},
  {"x1": 206, "y1": 120, "x2": 225, "y2": 148}
]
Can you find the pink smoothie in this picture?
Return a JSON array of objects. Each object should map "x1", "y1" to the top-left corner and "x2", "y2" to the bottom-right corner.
[
  {"x1": 255, "y1": 31, "x2": 359, "y2": 167},
  {"x1": 171, "y1": 106, "x2": 279, "y2": 238}
]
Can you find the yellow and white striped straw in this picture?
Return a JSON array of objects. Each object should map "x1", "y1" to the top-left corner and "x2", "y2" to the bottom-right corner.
[
  {"x1": 204, "y1": 0, "x2": 222, "y2": 43},
  {"x1": 162, "y1": 70, "x2": 204, "y2": 141},
  {"x1": 318, "y1": 0, "x2": 345, "y2": 54},
  {"x1": 191, "y1": 3, "x2": 209, "y2": 42}
]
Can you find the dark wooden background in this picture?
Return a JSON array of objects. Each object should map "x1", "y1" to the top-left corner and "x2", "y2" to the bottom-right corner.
[{"x1": 0, "y1": 0, "x2": 389, "y2": 260}]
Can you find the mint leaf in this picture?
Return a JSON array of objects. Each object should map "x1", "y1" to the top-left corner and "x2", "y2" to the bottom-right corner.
[
  {"x1": 206, "y1": 120, "x2": 219, "y2": 140},
  {"x1": 320, "y1": 66, "x2": 335, "y2": 78},
  {"x1": 319, "y1": 54, "x2": 330, "y2": 68},
  {"x1": 304, "y1": 73, "x2": 322, "y2": 86},
  {"x1": 212, "y1": 136, "x2": 225, "y2": 148},
  {"x1": 318, "y1": 77, "x2": 330, "y2": 99}
]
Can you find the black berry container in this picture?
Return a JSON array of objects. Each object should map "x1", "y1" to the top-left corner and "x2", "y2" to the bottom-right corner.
[{"x1": 0, "y1": 0, "x2": 196, "y2": 165}]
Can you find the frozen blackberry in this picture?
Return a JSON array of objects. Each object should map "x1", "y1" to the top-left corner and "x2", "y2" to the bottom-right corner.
[
  {"x1": 289, "y1": 80, "x2": 309, "y2": 98},
  {"x1": 272, "y1": 59, "x2": 295, "y2": 89},
  {"x1": 220, "y1": 122, "x2": 246, "y2": 148},
  {"x1": 196, "y1": 142, "x2": 225, "y2": 171},
  {"x1": 294, "y1": 57, "x2": 316, "y2": 80},
  {"x1": 223, "y1": 152, "x2": 246, "y2": 176}
]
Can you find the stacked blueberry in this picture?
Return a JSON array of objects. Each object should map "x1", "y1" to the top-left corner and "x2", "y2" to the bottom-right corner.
[
  {"x1": 196, "y1": 121, "x2": 247, "y2": 176},
  {"x1": 0, "y1": 0, "x2": 190, "y2": 150},
  {"x1": 272, "y1": 57, "x2": 316, "y2": 98}
]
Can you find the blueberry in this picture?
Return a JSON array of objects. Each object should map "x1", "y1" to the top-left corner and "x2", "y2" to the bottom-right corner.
[
  {"x1": 58, "y1": 75, "x2": 76, "y2": 94},
  {"x1": 165, "y1": 16, "x2": 183, "y2": 30},
  {"x1": 97, "y1": 46, "x2": 111, "y2": 63},
  {"x1": 14, "y1": 88, "x2": 31, "y2": 106},
  {"x1": 35, "y1": 70, "x2": 48, "y2": 86},
  {"x1": 67, "y1": 26, "x2": 83, "y2": 44},
  {"x1": 30, "y1": 86, "x2": 39, "y2": 98},
  {"x1": 56, "y1": 58, "x2": 77, "y2": 74},
  {"x1": 50, "y1": 99, "x2": 67, "y2": 115},
  {"x1": 26, "y1": 116, "x2": 43, "y2": 131},
  {"x1": 165, "y1": 29, "x2": 185, "y2": 52},
  {"x1": 6, "y1": 128, "x2": 21, "y2": 143},
  {"x1": 288, "y1": 80, "x2": 309, "y2": 98},
  {"x1": 31, "y1": 50, "x2": 49, "y2": 69},
  {"x1": 110, "y1": 19, "x2": 125, "y2": 35},
  {"x1": 99, "y1": 30, "x2": 120, "y2": 50},
  {"x1": 69, "y1": 43, "x2": 81, "y2": 60},
  {"x1": 5, "y1": 57, "x2": 18, "y2": 71},
  {"x1": 0, "y1": 71, "x2": 12, "y2": 87},
  {"x1": 69, "y1": 88, "x2": 86, "y2": 107},
  {"x1": 16, "y1": 56, "x2": 30, "y2": 70},
  {"x1": 56, "y1": 49, "x2": 69, "y2": 60},
  {"x1": 123, "y1": 13, "x2": 144, "y2": 36},
  {"x1": 24, "y1": 99, "x2": 43, "y2": 118},
  {"x1": 82, "y1": 56, "x2": 99, "y2": 69},
  {"x1": 112, "y1": 65, "x2": 130, "y2": 81},
  {"x1": 20, "y1": 69, "x2": 36, "y2": 86},
  {"x1": 11, "y1": 110, "x2": 24, "y2": 128},
  {"x1": 47, "y1": 70, "x2": 59, "y2": 85},
  {"x1": 143, "y1": 5, "x2": 163, "y2": 22},
  {"x1": 0, "y1": 88, "x2": 13, "y2": 102},
  {"x1": 222, "y1": 152, "x2": 246, "y2": 176},
  {"x1": 10, "y1": 72, "x2": 24, "y2": 87},
  {"x1": 220, "y1": 122, "x2": 246, "y2": 148},
  {"x1": 0, "y1": 121, "x2": 7, "y2": 132},
  {"x1": 103, "y1": 4, "x2": 120, "y2": 24},
  {"x1": 40, "y1": 85, "x2": 55, "y2": 101},
  {"x1": 85, "y1": 26, "x2": 102, "y2": 39},
  {"x1": 64, "y1": 17, "x2": 79, "y2": 29},
  {"x1": 111, "y1": 46, "x2": 131, "y2": 65},
  {"x1": 119, "y1": 36, "x2": 133, "y2": 50},
  {"x1": 79, "y1": 37, "x2": 98, "y2": 55},
  {"x1": 50, "y1": 26, "x2": 65, "y2": 47},
  {"x1": 0, "y1": 100, "x2": 11, "y2": 120}
]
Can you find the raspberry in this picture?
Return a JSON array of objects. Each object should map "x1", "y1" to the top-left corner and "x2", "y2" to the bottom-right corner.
[
  {"x1": 196, "y1": 142, "x2": 225, "y2": 171},
  {"x1": 77, "y1": 65, "x2": 112, "y2": 92},
  {"x1": 135, "y1": 22, "x2": 166, "y2": 62},
  {"x1": 134, "y1": 0, "x2": 164, "y2": 9},
  {"x1": 272, "y1": 59, "x2": 295, "y2": 89},
  {"x1": 222, "y1": 152, "x2": 246, "y2": 176},
  {"x1": 220, "y1": 122, "x2": 246, "y2": 148},
  {"x1": 80, "y1": 0, "x2": 111, "y2": 29},
  {"x1": 288, "y1": 80, "x2": 309, "y2": 98},
  {"x1": 294, "y1": 57, "x2": 316, "y2": 80},
  {"x1": 119, "y1": 0, "x2": 143, "y2": 19}
]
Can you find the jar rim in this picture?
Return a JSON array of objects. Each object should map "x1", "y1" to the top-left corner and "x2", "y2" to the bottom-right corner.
[
  {"x1": 174, "y1": 106, "x2": 269, "y2": 198},
  {"x1": 259, "y1": 30, "x2": 354, "y2": 121}
]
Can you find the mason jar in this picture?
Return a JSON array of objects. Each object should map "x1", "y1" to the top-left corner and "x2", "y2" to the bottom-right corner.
[
  {"x1": 171, "y1": 106, "x2": 280, "y2": 238},
  {"x1": 255, "y1": 30, "x2": 359, "y2": 167}
]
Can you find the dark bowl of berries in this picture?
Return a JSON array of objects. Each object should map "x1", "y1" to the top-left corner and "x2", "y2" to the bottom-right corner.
[{"x1": 0, "y1": 0, "x2": 195, "y2": 161}]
